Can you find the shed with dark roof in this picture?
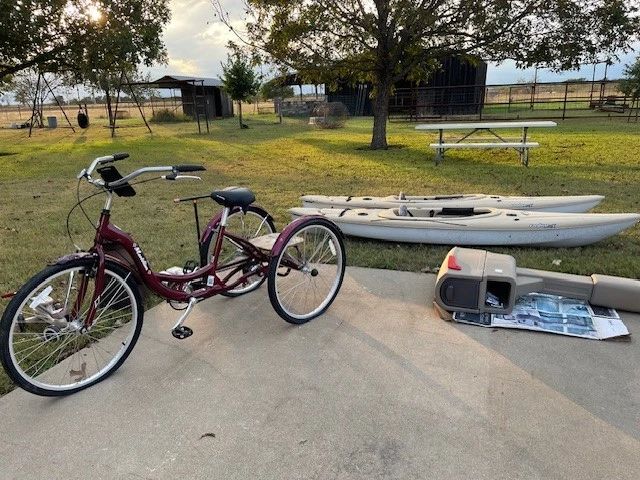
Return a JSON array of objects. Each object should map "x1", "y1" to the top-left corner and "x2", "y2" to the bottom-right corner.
[{"x1": 150, "y1": 75, "x2": 234, "y2": 119}]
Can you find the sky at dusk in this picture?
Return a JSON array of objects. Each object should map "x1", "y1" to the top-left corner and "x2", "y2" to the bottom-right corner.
[
  {"x1": 0, "y1": 0, "x2": 637, "y2": 105},
  {"x1": 150, "y1": 0, "x2": 639, "y2": 85}
]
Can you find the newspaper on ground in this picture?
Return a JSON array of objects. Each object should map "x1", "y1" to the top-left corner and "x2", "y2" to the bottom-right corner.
[{"x1": 453, "y1": 293, "x2": 629, "y2": 340}]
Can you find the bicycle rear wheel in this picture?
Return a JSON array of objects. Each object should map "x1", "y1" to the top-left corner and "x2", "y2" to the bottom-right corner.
[
  {"x1": 268, "y1": 218, "x2": 346, "y2": 324},
  {"x1": 0, "y1": 258, "x2": 143, "y2": 396},
  {"x1": 204, "y1": 205, "x2": 275, "y2": 297}
]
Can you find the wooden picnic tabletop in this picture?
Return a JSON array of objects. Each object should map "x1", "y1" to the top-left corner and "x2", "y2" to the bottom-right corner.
[{"x1": 415, "y1": 121, "x2": 557, "y2": 130}]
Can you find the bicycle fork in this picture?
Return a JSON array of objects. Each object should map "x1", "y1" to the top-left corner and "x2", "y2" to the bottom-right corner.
[{"x1": 73, "y1": 250, "x2": 107, "y2": 331}]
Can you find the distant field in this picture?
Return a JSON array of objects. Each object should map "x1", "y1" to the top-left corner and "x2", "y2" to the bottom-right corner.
[
  {"x1": 0, "y1": 99, "x2": 278, "y2": 123},
  {"x1": 1, "y1": 114, "x2": 639, "y2": 393}
]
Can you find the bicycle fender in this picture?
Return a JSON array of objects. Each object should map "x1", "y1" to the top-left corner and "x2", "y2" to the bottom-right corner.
[
  {"x1": 270, "y1": 215, "x2": 337, "y2": 258},
  {"x1": 49, "y1": 251, "x2": 143, "y2": 286},
  {"x1": 51, "y1": 251, "x2": 96, "y2": 265}
]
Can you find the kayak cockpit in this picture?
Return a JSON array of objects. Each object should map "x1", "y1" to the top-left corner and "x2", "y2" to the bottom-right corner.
[{"x1": 382, "y1": 207, "x2": 496, "y2": 220}]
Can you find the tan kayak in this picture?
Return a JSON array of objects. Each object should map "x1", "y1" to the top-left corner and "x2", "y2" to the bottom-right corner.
[
  {"x1": 290, "y1": 206, "x2": 640, "y2": 247},
  {"x1": 300, "y1": 193, "x2": 604, "y2": 213}
]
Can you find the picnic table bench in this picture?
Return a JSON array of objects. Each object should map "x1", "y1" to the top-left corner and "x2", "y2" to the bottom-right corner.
[{"x1": 415, "y1": 120, "x2": 557, "y2": 166}]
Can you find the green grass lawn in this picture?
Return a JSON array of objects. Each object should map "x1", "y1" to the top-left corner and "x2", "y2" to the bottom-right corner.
[{"x1": 0, "y1": 114, "x2": 639, "y2": 393}]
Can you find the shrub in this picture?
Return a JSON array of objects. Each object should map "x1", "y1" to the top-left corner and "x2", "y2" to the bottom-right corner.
[
  {"x1": 311, "y1": 102, "x2": 349, "y2": 129},
  {"x1": 150, "y1": 108, "x2": 192, "y2": 123}
]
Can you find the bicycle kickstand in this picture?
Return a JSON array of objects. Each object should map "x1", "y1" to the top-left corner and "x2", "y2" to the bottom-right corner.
[{"x1": 171, "y1": 297, "x2": 198, "y2": 339}]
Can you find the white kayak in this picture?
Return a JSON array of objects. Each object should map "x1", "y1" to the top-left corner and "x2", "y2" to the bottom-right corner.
[
  {"x1": 300, "y1": 193, "x2": 605, "y2": 213},
  {"x1": 290, "y1": 207, "x2": 640, "y2": 247}
]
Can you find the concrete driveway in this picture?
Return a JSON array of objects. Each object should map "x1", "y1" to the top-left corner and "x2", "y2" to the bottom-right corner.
[{"x1": 1, "y1": 267, "x2": 639, "y2": 479}]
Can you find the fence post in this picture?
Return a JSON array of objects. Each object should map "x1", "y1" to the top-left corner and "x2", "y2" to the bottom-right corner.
[
  {"x1": 530, "y1": 82, "x2": 535, "y2": 110},
  {"x1": 562, "y1": 82, "x2": 569, "y2": 120}
]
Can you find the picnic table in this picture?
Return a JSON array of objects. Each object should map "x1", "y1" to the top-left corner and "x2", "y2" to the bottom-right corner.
[{"x1": 415, "y1": 120, "x2": 557, "y2": 166}]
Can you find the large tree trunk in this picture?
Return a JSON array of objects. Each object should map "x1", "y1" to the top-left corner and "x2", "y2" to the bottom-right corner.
[
  {"x1": 370, "y1": 78, "x2": 391, "y2": 149},
  {"x1": 238, "y1": 101, "x2": 243, "y2": 128}
]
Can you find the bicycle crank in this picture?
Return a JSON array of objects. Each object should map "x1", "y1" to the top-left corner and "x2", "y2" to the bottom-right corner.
[{"x1": 170, "y1": 297, "x2": 197, "y2": 339}]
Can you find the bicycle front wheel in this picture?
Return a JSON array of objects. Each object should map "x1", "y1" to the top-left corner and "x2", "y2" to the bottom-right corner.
[
  {"x1": 268, "y1": 218, "x2": 346, "y2": 324},
  {"x1": 0, "y1": 258, "x2": 143, "y2": 396}
]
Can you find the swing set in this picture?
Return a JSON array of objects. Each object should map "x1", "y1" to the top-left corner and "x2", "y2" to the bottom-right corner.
[
  {"x1": 26, "y1": 69, "x2": 152, "y2": 138},
  {"x1": 27, "y1": 72, "x2": 75, "y2": 137}
]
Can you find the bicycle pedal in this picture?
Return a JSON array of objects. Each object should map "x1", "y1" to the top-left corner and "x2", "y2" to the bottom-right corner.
[
  {"x1": 183, "y1": 260, "x2": 198, "y2": 274},
  {"x1": 171, "y1": 326, "x2": 193, "y2": 339}
]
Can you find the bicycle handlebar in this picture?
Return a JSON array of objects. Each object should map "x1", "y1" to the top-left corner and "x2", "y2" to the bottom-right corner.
[
  {"x1": 80, "y1": 154, "x2": 206, "y2": 189},
  {"x1": 107, "y1": 166, "x2": 174, "y2": 187},
  {"x1": 108, "y1": 165, "x2": 206, "y2": 187}
]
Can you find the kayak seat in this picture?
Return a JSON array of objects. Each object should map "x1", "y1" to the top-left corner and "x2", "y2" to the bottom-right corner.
[
  {"x1": 211, "y1": 187, "x2": 255, "y2": 209},
  {"x1": 398, "y1": 206, "x2": 414, "y2": 217}
]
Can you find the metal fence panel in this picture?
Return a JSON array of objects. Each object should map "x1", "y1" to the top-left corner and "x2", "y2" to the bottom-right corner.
[{"x1": 389, "y1": 80, "x2": 637, "y2": 122}]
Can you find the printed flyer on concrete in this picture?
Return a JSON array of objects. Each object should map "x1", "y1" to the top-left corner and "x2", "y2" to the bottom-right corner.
[{"x1": 453, "y1": 293, "x2": 629, "y2": 340}]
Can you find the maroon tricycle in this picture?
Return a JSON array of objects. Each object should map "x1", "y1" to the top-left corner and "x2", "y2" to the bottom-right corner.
[{"x1": 0, "y1": 153, "x2": 346, "y2": 396}]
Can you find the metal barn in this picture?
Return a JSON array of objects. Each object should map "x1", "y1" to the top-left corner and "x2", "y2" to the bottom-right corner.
[{"x1": 327, "y1": 55, "x2": 487, "y2": 118}]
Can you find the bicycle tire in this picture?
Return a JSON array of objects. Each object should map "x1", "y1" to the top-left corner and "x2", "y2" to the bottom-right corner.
[
  {"x1": 203, "y1": 205, "x2": 276, "y2": 298},
  {"x1": 267, "y1": 218, "x2": 346, "y2": 324},
  {"x1": 0, "y1": 257, "x2": 143, "y2": 396}
]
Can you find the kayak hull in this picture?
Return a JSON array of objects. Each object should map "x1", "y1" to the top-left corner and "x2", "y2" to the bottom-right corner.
[
  {"x1": 300, "y1": 194, "x2": 605, "y2": 213},
  {"x1": 289, "y1": 207, "x2": 640, "y2": 247}
]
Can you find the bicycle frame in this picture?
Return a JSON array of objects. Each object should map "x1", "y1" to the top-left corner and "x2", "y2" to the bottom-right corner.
[{"x1": 74, "y1": 191, "x2": 312, "y2": 327}]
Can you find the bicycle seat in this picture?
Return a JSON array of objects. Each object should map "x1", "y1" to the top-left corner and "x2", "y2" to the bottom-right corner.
[{"x1": 211, "y1": 187, "x2": 255, "y2": 209}]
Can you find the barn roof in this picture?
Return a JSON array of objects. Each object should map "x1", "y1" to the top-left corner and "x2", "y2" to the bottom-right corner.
[{"x1": 149, "y1": 75, "x2": 223, "y2": 88}]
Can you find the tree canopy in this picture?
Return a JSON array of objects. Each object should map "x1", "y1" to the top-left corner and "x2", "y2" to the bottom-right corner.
[
  {"x1": 0, "y1": 0, "x2": 170, "y2": 80},
  {"x1": 221, "y1": 53, "x2": 261, "y2": 128},
  {"x1": 260, "y1": 78, "x2": 294, "y2": 101},
  {"x1": 0, "y1": 75, "x2": 13, "y2": 96},
  {"x1": 215, "y1": 0, "x2": 640, "y2": 148},
  {"x1": 621, "y1": 57, "x2": 640, "y2": 102}
]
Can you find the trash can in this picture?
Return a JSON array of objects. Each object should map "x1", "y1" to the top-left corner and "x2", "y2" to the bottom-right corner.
[{"x1": 47, "y1": 116, "x2": 57, "y2": 128}]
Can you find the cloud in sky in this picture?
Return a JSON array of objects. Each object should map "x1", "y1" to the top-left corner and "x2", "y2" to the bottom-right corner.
[
  {"x1": 149, "y1": 1, "x2": 638, "y2": 84},
  {"x1": 147, "y1": 0, "x2": 244, "y2": 81},
  {"x1": 166, "y1": 57, "x2": 201, "y2": 76}
]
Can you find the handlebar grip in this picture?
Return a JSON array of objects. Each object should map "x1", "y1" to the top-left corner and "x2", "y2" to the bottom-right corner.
[
  {"x1": 174, "y1": 164, "x2": 206, "y2": 172},
  {"x1": 112, "y1": 152, "x2": 129, "y2": 161}
]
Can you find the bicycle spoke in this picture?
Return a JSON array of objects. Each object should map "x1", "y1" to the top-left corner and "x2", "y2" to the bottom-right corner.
[
  {"x1": 25, "y1": 335, "x2": 78, "y2": 376},
  {"x1": 15, "y1": 335, "x2": 68, "y2": 364},
  {"x1": 4, "y1": 263, "x2": 140, "y2": 394},
  {"x1": 270, "y1": 222, "x2": 345, "y2": 323},
  {"x1": 208, "y1": 208, "x2": 275, "y2": 296},
  {"x1": 62, "y1": 271, "x2": 75, "y2": 312},
  {"x1": 280, "y1": 278, "x2": 307, "y2": 300},
  {"x1": 90, "y1": 275, "x2": 130, "y2": 324}
]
